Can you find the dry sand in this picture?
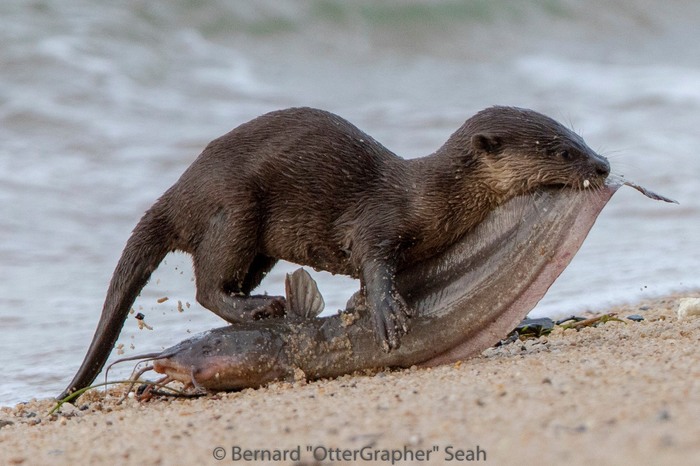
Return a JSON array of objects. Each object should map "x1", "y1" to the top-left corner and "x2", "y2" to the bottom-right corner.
[{"x1": 1, "y1": 294, "x2": 699, "y2": 466}]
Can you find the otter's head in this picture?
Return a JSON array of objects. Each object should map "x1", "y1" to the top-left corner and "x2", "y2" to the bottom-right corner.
[{"x1": 455, "y1": 106, "x2": 610, "y2": 198}]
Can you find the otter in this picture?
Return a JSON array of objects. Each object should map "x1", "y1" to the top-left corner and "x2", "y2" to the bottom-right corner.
[{"x1": 59, "y1": 106, "x2": 610, "y2": 399}]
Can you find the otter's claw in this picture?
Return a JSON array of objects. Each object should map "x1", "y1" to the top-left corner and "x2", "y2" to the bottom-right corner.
[{"x1": 373, "y1": 294, "x2": 412, "y2": 351}]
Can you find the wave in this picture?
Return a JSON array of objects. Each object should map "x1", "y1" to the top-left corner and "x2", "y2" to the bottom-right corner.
[{"x1": 117, "y1": 0, "x2": 699, "y2": 46}]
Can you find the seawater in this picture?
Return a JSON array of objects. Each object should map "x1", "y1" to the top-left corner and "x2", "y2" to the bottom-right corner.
[{"x1": 1, "y1": 0, "x2": 699, "y2": 406}]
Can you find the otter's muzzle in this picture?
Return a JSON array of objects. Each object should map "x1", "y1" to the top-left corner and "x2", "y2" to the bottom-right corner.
[{"x1": 590, "y1": 153, "x2": 611, "y2": 179}]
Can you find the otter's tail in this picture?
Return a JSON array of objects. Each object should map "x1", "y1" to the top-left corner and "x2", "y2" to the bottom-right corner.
[{"x1": 58, "y1": 205, "x2": 175, "y2": 400}]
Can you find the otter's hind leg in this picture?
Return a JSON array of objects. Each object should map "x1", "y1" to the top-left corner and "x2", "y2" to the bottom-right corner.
[
  {"x1": 238, "y1": 254, "x2": 285, "y2": 319},
  {"x1": 193, "y1": 212, "x2": 284, "y2": 323}
]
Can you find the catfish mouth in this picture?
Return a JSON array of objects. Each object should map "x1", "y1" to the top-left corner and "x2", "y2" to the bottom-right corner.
[{"x1": 152, "y1": 358, "x2": 197, "y2": 385}]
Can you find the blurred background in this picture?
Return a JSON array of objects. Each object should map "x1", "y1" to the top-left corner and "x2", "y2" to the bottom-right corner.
[{"x1": 1, "y1": 0, "x2": 698, "y2": 405}]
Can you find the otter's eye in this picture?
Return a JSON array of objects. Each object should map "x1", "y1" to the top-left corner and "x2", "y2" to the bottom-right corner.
[{"x1": 559, "y1": 150, "x2": 573, "y2": 161}]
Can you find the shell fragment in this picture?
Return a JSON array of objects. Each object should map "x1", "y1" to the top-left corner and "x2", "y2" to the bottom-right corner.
[{"x1": 677, "y1": 298, "x2": 700, "y2": 319}]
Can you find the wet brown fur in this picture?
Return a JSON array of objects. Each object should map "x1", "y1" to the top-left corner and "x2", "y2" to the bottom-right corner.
[{"x1": 60, "y1": 106, "x2": 610, "y2": 399}]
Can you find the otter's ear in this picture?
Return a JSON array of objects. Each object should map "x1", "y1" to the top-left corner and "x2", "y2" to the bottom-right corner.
[{"x1": 471, "y1": 133, "x2": 502, "y2": 156}]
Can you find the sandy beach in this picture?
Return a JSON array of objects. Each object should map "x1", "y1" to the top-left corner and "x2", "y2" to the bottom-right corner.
[{"x1": 1, "y1": 294, "x2": 698, "y2": 466}]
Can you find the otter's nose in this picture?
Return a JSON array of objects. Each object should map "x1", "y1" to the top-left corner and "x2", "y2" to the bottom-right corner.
[{"x1": 591, "y1": 154, "x2": 610, "y2": 178}]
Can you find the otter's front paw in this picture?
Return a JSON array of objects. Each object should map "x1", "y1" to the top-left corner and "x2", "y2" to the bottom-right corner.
[{"x1": 373, "y1": 293, "x2": 413, "y2": 351}]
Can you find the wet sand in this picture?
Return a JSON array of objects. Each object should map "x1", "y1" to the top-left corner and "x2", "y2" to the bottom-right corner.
[{"x1": 1, "y1": 294, "x2": 698, "y2": 466}]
